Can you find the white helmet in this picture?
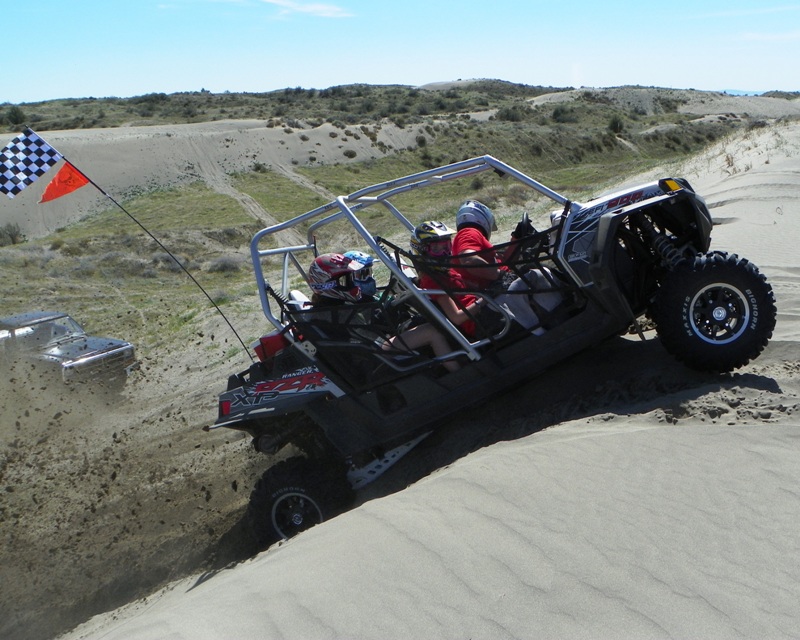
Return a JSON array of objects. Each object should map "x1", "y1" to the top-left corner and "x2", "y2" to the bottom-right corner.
[{"x1": 456, "y1": 200, "x2": 497, "y2": 239}]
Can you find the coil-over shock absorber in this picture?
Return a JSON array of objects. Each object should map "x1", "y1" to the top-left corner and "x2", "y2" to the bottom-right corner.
[{"x1": 637, "y1": 216, "x2": 687, "y2": 269}]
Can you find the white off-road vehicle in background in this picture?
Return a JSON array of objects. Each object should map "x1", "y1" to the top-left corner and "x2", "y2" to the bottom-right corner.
[{"x1": 0, "y1": 310, "x2": 138, "y2": 392}]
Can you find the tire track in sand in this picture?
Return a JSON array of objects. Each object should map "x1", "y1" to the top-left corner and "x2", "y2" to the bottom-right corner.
[{"x1": 186, "y1": 137, "x2": 306, "y2": 247}]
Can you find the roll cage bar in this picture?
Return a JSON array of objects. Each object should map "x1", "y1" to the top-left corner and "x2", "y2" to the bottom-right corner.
[{"x1": 250, "y1": 155, "x2": 580, "y2": 361}]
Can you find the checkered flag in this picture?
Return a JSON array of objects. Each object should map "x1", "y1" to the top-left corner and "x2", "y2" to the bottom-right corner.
[{"x1": 0, "y1": 127, "x2": 63, "y2": 198}]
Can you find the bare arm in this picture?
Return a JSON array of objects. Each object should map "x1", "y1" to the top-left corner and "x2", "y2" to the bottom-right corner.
[
  {"x1": 435, "y1": 294, "x2": 483, "y2": 326},
  {"x1": 457, "y1": 251, "x2": 499, "y2": 281}
]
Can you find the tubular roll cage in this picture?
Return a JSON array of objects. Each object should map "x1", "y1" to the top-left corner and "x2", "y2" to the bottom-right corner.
[{"x1": 250, "y1": 155, "x2": 581, "y2": 362}]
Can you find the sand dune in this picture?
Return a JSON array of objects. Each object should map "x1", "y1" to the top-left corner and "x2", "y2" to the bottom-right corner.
[{"x1": 1, "y1": 90, "x2": 799, "y2": 640}]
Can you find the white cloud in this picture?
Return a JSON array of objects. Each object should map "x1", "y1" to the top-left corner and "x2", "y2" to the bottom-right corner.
[
  {"x1": 261, "y1": 0, "x2": 353, "y2": 18},
  {"x1": 741, "y1": 29, "x2": 800, "y2": 42},
  {"x1": 699, "y1": 5, "x2": 800, "y2": 18}
]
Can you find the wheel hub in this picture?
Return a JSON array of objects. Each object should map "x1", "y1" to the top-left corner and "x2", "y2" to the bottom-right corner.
[
  {"x1": 690, "y1": 282, "x2": 749, "y2": 345},
  {"x1": 272, "y1": 492, "x2": 324, "y2": 540}
]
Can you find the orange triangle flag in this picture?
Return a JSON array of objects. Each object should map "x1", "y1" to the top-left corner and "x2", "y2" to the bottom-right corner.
[{"x1": 39, "y1": 161, "x2": 89, "y2": 203}]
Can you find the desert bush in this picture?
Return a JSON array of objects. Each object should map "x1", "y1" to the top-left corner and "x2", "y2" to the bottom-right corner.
[
  {"x1": 0, "y1": 223, "x2": 25, "y2": 245},
  {"x1": 495, "y1": 105, "x2": 529, "y2": 122},
  {"x1": 6, "y1": 106, "x2": 26, "y2": 125},
  {"x1": 61, "y1": 243, "x2": 85, "y2": 257},
  {"x1": 552, "y1": 105, "x2": 578, "y2": 123},
  {"x1": 128, "y1": 258, "x2": 154, "y2": 277},
  {"x1": 505, "y1": 185, "x2": 529, "y2": 207},
  {"x1": 608, "y1": 115, "x2": 625, "y2": 133},
  {"x1": 151, "y1": 251, "x2": 188, "y2": 272},
  {"x1": 207, "y1": 256, "x2": 241, "y2": 273},
  {"x1": 211, "y1": 289, "x2": 232, "y2": 305},
  {"x1": 343, "y1": 150, "x2": 357, "y2": 159},
  {"x1": 72, "y1": 259, "x2": 96, "y2": 277},
  {"x1": 98, "y1": 250, "x2": 129, "y2": 264}
]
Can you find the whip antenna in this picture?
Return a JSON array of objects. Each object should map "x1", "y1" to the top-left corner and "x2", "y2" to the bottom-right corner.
[{"x1": 89, "y1": 178, "x2": 254, "y2": 362}]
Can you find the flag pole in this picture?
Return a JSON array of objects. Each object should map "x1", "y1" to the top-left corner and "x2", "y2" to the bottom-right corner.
[{"x1": 61, "y1": 156, "x2": 255, "y2": 363}]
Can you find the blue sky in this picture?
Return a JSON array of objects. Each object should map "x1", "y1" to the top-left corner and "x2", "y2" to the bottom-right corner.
[{"x1": 6, "y1": 0, "x2": 800, "y2": 103}]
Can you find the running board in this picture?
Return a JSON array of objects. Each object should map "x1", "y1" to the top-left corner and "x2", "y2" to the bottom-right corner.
[{"x1": 347, "y1": 432, "x2": 431, "y2": 490}]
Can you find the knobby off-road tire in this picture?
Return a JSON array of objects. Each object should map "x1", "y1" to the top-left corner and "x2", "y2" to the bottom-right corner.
[
  {"x1": 247, "y1": 456, "x2": 354, "y2": 548},
  {"x1": 652, "y1": 251, "x2": 776, "y2": 372}
]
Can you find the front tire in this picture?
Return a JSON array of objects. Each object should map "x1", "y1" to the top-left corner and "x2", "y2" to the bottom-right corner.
[
  {"x1": 652, "y1": 252, "x2": 776, "y2": 372},
  {"x1": 247, "y1": 456, "x2": 353, "y2": 548}
]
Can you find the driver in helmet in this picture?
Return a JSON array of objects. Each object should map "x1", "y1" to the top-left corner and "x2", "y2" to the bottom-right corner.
[
  {"x1": 452, "y1": 199, "x2": 536, "y2": 287},
  {"x1": 452, "y1": 200, "x2": 503, "y2": 289},
  {"x1": 452, "y1": 200, "x2": 560, "y2": 334}
]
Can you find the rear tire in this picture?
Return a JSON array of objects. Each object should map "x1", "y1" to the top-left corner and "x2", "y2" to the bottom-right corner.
[
  {"x1": 652, "y1": 252, "x2": 776, "y2": 372},
  {"x1": 247, "y1": 456, "x2": 353, "y2": 548}
]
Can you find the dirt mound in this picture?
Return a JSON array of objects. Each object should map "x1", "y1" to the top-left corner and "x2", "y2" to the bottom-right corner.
[{"x1": 529, "y1": 86, "x2": 800, "y2": 119}]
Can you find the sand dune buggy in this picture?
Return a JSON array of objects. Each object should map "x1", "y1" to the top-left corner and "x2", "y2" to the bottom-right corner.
[{"x1": 206, "y1": 156, "x2": 776, "y2": 546}]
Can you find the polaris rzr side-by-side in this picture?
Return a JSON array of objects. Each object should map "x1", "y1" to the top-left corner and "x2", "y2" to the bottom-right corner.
[{"x1": 206, "y1": 156, "x2": 776, "y2": 547}]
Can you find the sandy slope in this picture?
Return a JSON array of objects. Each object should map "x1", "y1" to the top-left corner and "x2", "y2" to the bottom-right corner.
[
  {"x1": 0, "y1": 119, "x2": 429, "y2": 239},
  {"x1": 1, "y1": 90, "x2": 799, "y2": 640},
  {"x1": 56, "y1": 343, "x2": 800, "y2": 640}
]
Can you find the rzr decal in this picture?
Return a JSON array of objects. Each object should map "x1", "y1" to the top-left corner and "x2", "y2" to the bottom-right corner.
[
  {"x1": 228, "y1": 370, "x2": 332, "y2": 408},
  {"x1": 254, "y1": 371, "x2": 329, "y2": 394}
]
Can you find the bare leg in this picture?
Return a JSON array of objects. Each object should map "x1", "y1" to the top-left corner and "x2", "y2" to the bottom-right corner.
[{"x1": 384, "y1": 323, "x2": 460, "y2": 372}]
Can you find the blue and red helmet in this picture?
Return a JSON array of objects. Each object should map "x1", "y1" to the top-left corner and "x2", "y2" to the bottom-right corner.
[
  {"x1": 307, "y1": 253, "x2": 365, "y2": 302},
  {"x1": 343, "y1": 250, "x2": 377, "y2": 298}
]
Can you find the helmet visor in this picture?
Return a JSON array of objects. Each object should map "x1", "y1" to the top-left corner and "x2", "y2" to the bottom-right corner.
[{"x1": 426, "y1": 240, "x2": 452, "y2": 257}]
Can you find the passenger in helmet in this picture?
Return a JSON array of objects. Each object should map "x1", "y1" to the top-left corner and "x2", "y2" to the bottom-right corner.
[
  {"x1": 343, "y1": 250, "x2": 377, "y2": 301},
  {"x1": 381, "y1": 220, "x2": 490, "y2": 372},
  {"x1": 409, "y1": 220, "x2": 493, "y2": 340},
  {"x1": 307, "y1": 253, "x2": 366, "y2": 305}
]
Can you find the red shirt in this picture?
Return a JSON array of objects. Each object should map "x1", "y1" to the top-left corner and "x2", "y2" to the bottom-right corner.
[
  {"x1": 452, "y1": 227, "x2": 499, "y2": 289},
  {"x1": 418, "y1": 270, "x2": 478, "y2": 338}
]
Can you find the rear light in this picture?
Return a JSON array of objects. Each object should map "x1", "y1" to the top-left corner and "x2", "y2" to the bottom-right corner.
[
  {"x1": 219, "y1": 400, "x2": 231, "y2": 417},
  {"x1": 253, "y1": 331, "x2": 289, "y2": 362}
]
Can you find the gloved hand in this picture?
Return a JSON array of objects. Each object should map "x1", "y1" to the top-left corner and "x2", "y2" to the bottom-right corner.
[{"x1": 511, "y1": 216, "x2": 534, "y2": 239}]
